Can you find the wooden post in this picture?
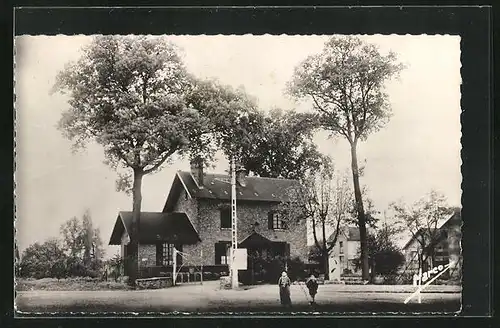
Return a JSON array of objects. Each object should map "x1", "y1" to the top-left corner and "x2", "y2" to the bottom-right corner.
[
  {"x1": 417, "y1": 267, "x2": 422, "y2": 304},
  {"x1": 201, "y1": 249, "x2": 204, "y2": 285},
  {"x1": 173, "y1": 246, "x2": 177, "y2": 286}
]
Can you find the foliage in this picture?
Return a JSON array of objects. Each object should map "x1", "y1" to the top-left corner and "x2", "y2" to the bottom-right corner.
[
  {"x1": 19, "y1": 211, "x2": 106, "y2": 279},
  {"x1": 287, "y1": 36, "x2": 404, "y2": 143},
  {"x1": 241, "y1": 254, "x2": 308, "y2": 284},
  {"x1": 52, "y1": 35, "x2": 205, "y2": 179},
  {"x1": 16, "y1": 277, "x2": 132, "y2": 291},
  {"x1": 390, "y1": 190, "x2": 456, "y2": 270},
  {"x1": 239, "y1": 108, "x2": 325, "y2": 180},
  {"x1": 308, "y1": 245, "x2": 324, "y2": 264},
  {"x1": 184, "y1": 78, "x2": 265, "y2": 164},
  {"x1": 52, "y1": 36, "x2": 209, "y2": 284},
  {"x1": 287, "y1": 35, "x2": 405, "y2": 280},
  {"x1": 345, "y1": 185, "x2": 379, "y2": 227},
  {"x1": 59, "y1": 210, "x2": 104, "y2": 277},
  {"x1": 353, "y1": 230, "x2": 405, "y2": 278},
  {"x1": 104, "y1": 252, "x2": 125, "y2": 282},
  {"x1": 18, "y1": 239, "x2": 68, "y2": 279},
  {"x1": 185, "y1": 81, "x2": 325, "y2": 181}
]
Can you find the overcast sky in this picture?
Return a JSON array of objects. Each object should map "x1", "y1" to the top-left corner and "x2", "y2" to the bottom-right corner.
[{"x1": 15, "y1": 35, "x2": 462, "y2": 257}]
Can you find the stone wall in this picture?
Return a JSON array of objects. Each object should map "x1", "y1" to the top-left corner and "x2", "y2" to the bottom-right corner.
[
  {"x1": 173, "y1": 189, "x2": 199, "y2": 232},
  {"x1": 136, "y1": 277, "x2": 173, "y2": 289},
  {"x1": 183, "y1": 199, "x2": 308, "y2": 265},
  {"x1": 138, "y1": 244, "x2": 156, "y2": 268}
]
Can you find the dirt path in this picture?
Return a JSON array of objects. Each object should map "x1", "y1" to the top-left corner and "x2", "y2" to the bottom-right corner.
[{"x1": 16, "y1": 282, "x2": 461, "y2": 314}]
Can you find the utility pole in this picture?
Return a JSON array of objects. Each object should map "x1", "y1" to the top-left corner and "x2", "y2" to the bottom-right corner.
[{"x1": 230, "y1": 157, "x2": 239, "y2": 289}]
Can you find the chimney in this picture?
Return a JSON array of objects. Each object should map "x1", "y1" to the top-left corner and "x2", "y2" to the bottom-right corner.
[
  {"x1": 190, "y1": 156, "x2": 204, "y2": 188},
  {"x1": 236, "y1": 165, "x2": 247, "y2": 187}
]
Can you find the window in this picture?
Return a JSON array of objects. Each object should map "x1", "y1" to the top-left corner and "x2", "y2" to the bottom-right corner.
[
  {"x1": 215, "y1": 242, "x2": 231, "y2": 265},
  {"x1": 156, "y1": 243, "x2": 182, "y2": 266},
  {"x1": 339, "y1": 241, "x2": 344, "y2": 254},
  {"x1": 220, "y1": 207, "x2": 231, "y2": 229},
  {"x1": 268, "y1": 211, "x2": 287, "y2": 230},
  {"x1": 163, "y1": 243, "x2": 173, "y2": 265}
]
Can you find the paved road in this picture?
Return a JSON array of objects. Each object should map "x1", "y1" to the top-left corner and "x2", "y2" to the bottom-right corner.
[{"x1": 16, "y1": 282, "x2": 461, "y2": 315}]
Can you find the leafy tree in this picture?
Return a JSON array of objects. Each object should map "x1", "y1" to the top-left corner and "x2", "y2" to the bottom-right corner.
[
  {"x1": 59, "y1": 210, "x2": 104, "y2": 277},
  {"x1": 391, "y1": 190, "x2": 456, "y2": 273},
  {"x1": 185, "y1": 79, "x2": 265, "y2": 167},
  {"x1": 353, "y1": 228, "x2": 405, "y2": 282},
  {"x1": 60, "y1": 216, "x2": 85, "y2": 258},
  {"x1": 281, "y1": 161, "x2": 352, "y2": 280},
  {"x1": 308, "y1": 244, "x2": 324, "y2": 264},
  {"x1": 287, "y1": 36, "x2": 405, "y2": 279},
  {"x1": 18, "y1": 239, "x2": 67, "y2": 279},
  {"x1": 240, "y1": 108, "x2": 325, "y2": 180},
  {"x1": 52, "y1": 36, "x2": 207, "y2": 285}
]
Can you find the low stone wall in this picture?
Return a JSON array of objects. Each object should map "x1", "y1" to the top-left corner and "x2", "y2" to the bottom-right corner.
[
  {"x1": 136, "y1": 277, "x2": 173, "y2": 289},
  {"x1": 219, "y1": 276, "x2": 232, "y2": 289}
]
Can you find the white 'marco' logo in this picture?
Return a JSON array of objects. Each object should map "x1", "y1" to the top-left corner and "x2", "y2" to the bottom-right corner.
[{"x1": 413, "y1": 264, "x2": 447, "y2": 285}]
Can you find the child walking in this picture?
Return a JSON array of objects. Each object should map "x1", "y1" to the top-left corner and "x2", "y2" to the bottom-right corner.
[{"x1": 305, "y1": 273, "x2": 319, "y2": 304}]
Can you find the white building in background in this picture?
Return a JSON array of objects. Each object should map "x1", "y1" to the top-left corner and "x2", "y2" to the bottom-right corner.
[{"x1": 328, "y1": 227, "x2": 362, "y2": 281}]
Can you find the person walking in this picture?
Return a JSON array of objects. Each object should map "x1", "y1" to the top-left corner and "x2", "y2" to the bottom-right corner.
[
  {"x1": 278, "y1": 271, "x2": 292, "y2": 307},
  {"x1": 305, "y1": 273, "x2": 319, "y2": 304}
]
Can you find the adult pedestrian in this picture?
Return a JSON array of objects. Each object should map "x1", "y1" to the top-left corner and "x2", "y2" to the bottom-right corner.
[{"x1": 278, "y1": 271, "x2": 292, "y2": 307}]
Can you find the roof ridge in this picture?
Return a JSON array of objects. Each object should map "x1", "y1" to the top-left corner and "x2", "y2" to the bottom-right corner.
[{"x1": 179, "y1": 170, "x2": 299, "y2": 182}]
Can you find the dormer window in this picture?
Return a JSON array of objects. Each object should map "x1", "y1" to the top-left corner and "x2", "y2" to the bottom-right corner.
[{"x1": 268, "y1": 211, "x2": 287, "y2": 230}]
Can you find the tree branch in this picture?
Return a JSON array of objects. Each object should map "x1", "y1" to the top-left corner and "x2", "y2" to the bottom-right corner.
[{"x1": 143, "y1": 147, "x2": 178, "y2": 174}]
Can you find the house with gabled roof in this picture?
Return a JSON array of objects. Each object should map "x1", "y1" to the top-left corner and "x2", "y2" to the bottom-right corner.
[
  {"x1": 326, "y1": 226, "x2": 363, "y2": 281},
  {"x1": 402, "y1": 209, "x2": 462, "y2": 281},
  {"x1": 109, "y1": 160, "x2": 308, "y2": 281}
]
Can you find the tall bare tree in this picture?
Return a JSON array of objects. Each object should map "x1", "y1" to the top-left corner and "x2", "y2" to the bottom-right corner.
[
  {"x1": 287, "y1": 36, "x2": 405, "y2": 279},
  {"x1": 282, "y1": 162, "x2": 352, "y2": 279}
]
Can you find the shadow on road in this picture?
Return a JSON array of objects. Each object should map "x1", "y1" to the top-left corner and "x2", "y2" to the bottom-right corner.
[{"x1": 16, "y1": 300, "x2": 461, "y2": 315}]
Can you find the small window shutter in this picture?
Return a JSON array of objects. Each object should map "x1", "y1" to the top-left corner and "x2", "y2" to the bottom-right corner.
[
  {"x1": 215, "y1": 243, "x2": 220, "y2": 265},
  {"x1": 268, "y1": 212, "x2": 274, "y2": 229},
  {"x1": 156, "y1": 243, "x2": 162, "y2": 266}
]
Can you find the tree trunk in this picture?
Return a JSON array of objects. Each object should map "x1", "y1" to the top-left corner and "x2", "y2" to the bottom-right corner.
[
  {"x1": 128, "y1": 169, "x2": 144, "y2": 286},
  {"x1": 323, "y1": 252, "x2": 330, "y2": 280},
  {"x1": 349, "y1": 141, "x2": 369, "y2": 280},
  {"x1": 370, "y1": 258, "x2": 376, "y2": 283}
]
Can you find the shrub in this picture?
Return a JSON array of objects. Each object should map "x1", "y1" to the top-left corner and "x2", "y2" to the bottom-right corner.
[{"x1": 19, "y1": 240, "x2": 67, "y2": 279}]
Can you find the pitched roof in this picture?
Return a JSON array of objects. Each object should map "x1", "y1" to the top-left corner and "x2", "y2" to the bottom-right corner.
[
  {"x1": 108, "y1": 211, "x2": 200, "y2": 245},
  {"x1": 239, "y1": 232, "x2": 275, "y2": 248},
  {"x1": 164, "y1": 171, "x2": 302, "y2": 211},
  {"x1": 327, "y1": 226, "x2": 361, "y2": 244},
  {"x1": 402, "y1": 210, "x2": 461, "y2": 250}
]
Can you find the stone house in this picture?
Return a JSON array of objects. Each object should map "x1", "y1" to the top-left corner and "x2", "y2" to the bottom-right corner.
[
  {"x1": 327, "y1": 227, "x2": 362, "y2": 281},
  {"x1": 109, "y1": 161, "x2": 308, "y2": 280},
  {"x1": 402, "y1": 209, "x2": 462, "y2": 281}
]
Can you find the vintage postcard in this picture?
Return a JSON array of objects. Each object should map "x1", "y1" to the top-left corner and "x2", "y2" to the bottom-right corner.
[{"x1": 14, "y1": 33, "x2": 462, "y2": 315}]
